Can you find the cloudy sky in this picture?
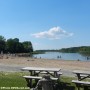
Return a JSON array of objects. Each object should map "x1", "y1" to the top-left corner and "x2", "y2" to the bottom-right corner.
[{"x1": 0, "y1": 0, "x2": 90, "y2": 50}]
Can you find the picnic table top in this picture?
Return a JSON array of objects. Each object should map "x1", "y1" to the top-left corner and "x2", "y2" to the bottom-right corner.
[
  {"x1": 21, "y1": 67, "x2": 61, "y2": 72},
  {"x1": 73, "y1": 70, "x2": 90, "y2": 75}
]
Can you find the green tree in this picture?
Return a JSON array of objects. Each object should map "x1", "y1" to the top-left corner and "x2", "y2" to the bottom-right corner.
[
  {"x1": 22, "y1": 41, "x2": 33, "y2": 53},
  {"x1": 0, "y1": 35, "x2": 6, "y2": 53},
  {"x1": 6, "y1": 38, "x2": 20, "y2": 53},
  {"x1": 6, "y1": 38, "x2": 33, "y2": 53}
]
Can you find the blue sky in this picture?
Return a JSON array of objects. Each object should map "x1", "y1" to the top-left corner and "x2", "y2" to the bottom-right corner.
[{"x1": 0, "y1": 0, "x2": 90, "y2": 50}]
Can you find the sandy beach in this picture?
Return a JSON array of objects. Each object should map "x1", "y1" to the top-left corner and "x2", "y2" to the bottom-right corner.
[{"x1": 0, "y1": 56, "x2": 90, "y2": 71}]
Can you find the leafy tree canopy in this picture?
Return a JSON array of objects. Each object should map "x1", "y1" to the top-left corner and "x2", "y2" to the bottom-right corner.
[{"x1": 0, "y1": 35, "x2": 33, "y2": 53}]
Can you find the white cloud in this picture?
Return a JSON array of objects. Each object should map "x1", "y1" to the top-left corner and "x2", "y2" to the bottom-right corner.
[{"x1": 31, "y1": 26, "x2": 73, "y2": 40}]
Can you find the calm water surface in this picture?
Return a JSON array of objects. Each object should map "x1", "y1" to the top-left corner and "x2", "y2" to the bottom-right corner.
[{"x1": 33, "y1": 52, "x2": 90, "y2": 61}]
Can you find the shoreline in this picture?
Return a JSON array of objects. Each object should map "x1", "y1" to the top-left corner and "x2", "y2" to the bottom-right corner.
[{"x1": 0, "y1": 56, "x2": 90, "y2": 71}]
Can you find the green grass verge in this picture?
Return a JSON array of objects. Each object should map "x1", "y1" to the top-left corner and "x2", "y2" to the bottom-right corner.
[
  {"x1": 0, "y1": 72, "x2": 30, "y2": 90},
  {"x1": 0, "y1": 72, "x2": 89, "y2": 90}
]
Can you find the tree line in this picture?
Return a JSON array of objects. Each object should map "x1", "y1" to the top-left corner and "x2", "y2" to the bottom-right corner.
[
  {"x1": 60, "y1": 46, "x2": 90, "y2": 55},
  {"x1": 0, "y1": 35, "x2": 33, "y2": 54}
]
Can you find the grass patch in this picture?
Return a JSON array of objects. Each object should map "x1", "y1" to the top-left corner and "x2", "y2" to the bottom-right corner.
[
  {"x1": 55, "y1": 76, "x2": 76, "y2": 90},
  {"x1": 0, "y1": 72, "x2": 30, "y2": 90},
  {"x1": 0, "y1": 72, "x2": 90, "y2": 90}
]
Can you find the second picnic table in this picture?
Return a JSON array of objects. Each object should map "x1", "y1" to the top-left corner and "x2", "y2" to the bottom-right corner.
[{"x1": 72, "y1": 70, "x2": 90, "y2": 90}]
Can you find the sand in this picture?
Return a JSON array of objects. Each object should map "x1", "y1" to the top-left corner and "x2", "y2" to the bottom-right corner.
[{"x1": 0, "y1": 55, "x2": 90, "y2": 71}]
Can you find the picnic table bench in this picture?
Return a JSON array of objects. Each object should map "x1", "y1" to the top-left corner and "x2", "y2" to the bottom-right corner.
[
  {"x1": 72, "y1": 70, "x2": 90, "y2": 90},
  {"x1": 23, "y1": 75, "x2": 58, "y2": 89},
  {"x1": 23, "y1": 75, "x2": 58, "y2": 81}
]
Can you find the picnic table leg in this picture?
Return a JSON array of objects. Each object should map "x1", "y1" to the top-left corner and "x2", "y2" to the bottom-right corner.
[
  {"x1": 54, "y1": 71, "x2": 58, "y2": 78},
  {"x1": 30, "y1": 71, "x2": 36, "y2": 76},
  {"x1": 29, "y1": 71, "x2": 33, "y2": 88},
  {"x1": 29, "y1": 79, "x2": 33, "y2": 88},
  {"x1": 77, "y1": 74, "x2": 81, "y2": 80},
  {"x1": 29, "y1": 71, "x2": 39, "y2": 87},
  {"x1": 26, "y1": 78, "x2": 32, "y2": 88},
  {"x1": 29, "y1": 71, "x2": 33, "y2": 75},
  {"x1": 76, "y1": 84, "x2": 80, "y2": 90}
]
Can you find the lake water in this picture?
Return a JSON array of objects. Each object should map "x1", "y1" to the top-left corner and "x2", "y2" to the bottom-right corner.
[{"x1": 33, "y1": 52, "x2": 90, "y2": 61}]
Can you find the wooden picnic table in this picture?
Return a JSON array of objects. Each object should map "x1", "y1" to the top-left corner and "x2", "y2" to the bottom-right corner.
[
  {"x1": 21, "y1": 67, "x2": 61, "y2": 88},
  {"x1": 72, "y1": 70, "x2": 90, "y2": 90},
  {"x1": 73, "y1": 70, "x2": 90, "y2": 80}
]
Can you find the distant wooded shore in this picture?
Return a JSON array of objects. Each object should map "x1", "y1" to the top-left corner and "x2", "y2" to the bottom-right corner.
[{"x1": 35, "y1": 46, "x2": 90, "y2": 56}]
